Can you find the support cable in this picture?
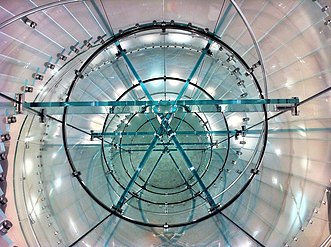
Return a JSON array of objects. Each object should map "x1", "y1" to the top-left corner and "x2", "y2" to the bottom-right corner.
[
  {"x1": 220, "y1": 212, "x2": 265, "y2": 247},
  {"x1": 68, "y1": 213, "x2": 112, "y2": 247}
]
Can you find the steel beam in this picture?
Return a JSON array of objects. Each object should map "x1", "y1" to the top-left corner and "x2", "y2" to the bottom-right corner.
[
  {"x1": 172, "y1": 42, "x2": 211, "y2": 111},
  {"x1": 169, "y1": 132, "x2": 217, "y2": 208},
  {"x1": 141, "y1": 150, "x2": 166, "y2": 188},
  {"x1": 118, "y1": 148, "x2": 209, "y2": 152},
  {"x1": 20, "y1": 105, "x2": 283, "y2": 115},
  {"x1": 116, "y1": 42, "x2": 156, "y2": 104},
  {"x1": 114, "y1": 130, "x2": 161, "y2": 209},
  {"x1": 118, "y1": 141, "x2": 217, "y2": 147},
  {"x1": 168, "y1": 152, "x2": 192, "y2": 188},
  {"x1": 93, "y1": 128, "x2": 279, "y2": 137},
  {"x1": 93, "y1": 130, "x2": 233, "y2": 137},
  {"x1": 25, "y1": 98, "x2": 299, "y2": 108}
]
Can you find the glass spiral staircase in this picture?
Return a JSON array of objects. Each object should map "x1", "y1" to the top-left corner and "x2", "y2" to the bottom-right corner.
[{"x1": 0, "y1": 0, "x2": 330, "y2": 246}]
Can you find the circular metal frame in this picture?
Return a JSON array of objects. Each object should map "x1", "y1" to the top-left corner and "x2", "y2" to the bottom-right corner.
[
  {"x1": 100, "y1": 78, "x2": 230, "y2": 206},
  {"x1": 61, "y1": 21, "x2": 268, "y2": 228},
  {"x1": 109, "y1": 85, "x2": 214, "y2": 192}
]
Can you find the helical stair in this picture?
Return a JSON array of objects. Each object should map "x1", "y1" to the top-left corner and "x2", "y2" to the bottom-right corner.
[{"x1": 0, "y1": 0, "x2": 330, "y2": 246}]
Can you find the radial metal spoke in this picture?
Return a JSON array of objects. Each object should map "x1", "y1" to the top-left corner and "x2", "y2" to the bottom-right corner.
[
  {"x1": 168, "y1": 151, "x2": 194, "y2": 190},
  {"x1": 173, "y1": 2, "x2": 232, "y2": 112},
  {"x1": 116, "y1": 42, "x2": 156, "y2": 104},
  {"x1": 114, "y1": 128, "x2": 162, "y2": 209},
  {"x1": 141, "y1": 150, "x2": 166, "y2": 189},
  {"x1": 157, "y1": 112, "x2": 218, "y2": 208},
  {"x1": 169, "y1": 132, "x2": 217, "y2": 208},
  {"x1": 173, "y1": 42, "x2": 211, "y2": 111},
  {"x1": 174, "y1": 112, "x2": 187, "y2": 132}
]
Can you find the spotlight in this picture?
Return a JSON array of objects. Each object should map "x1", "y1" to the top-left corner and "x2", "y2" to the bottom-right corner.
[
  {"x1": 21, "y1": 16, "x2": 37, "y2": 29},
  {"x1": 75, "y1": 70, "x2": 84, "y2": 79},
  {"x1": 234, "y1": 130, "x2": 239, "y2": 140},
  {"x1": 252, "y1": 60, "x2": 261, "y2": 68},
  {"x1": 0, "y1": 196, "x2": 8, "y2": 205},
  {"x1": 97, "y1": 36, "x2": 105, "y2": 44},
  {"x1": 231, "y1": 67, "x2": 240, "y2": 76},
  {"x1": 83, "y1": 40, "x2": 92, "y2": 48},
  {"x1": 321, "y1": 6, "x2": 329, "y2": 12},
  {"x1": 0, "y1": 153, "x2": 6, "y2": 161},
  {"x1": 226, "y1": 55, "x2": 235, "y2": 63},
  {"x1": 0, "y1": 220, "x2": 13, "y2": 234},
  {"x1": 111, "y1": 205, "x2": 123, "y2": 214},
  {"x1": 70, "y1": 46, "x2": 79, "y2": 54},
  {"x1": 32, "y1": 73, "x2": 44, "y2": 81},
  {"x1": 240, "y1": 92, "x2": 248, "y2": 98},
  {"x1": 39, "y1": 109, "x2": 47, "y2": 123},
  {"x1": 246, "y1": 61, "x2": 261, "y2": 75},
  {"x1": 251, "y1": 168, "x2": 259, "y2": 174},
  {"x1": 6, "y1": 115, "x2": 17, "y2": 124},
  {"x1": 237, "y1": 80, "x2": 245, "y2": 86},
  {"x1": 241, "y1": 126, "x2": 247, "y2": 137},
  {"x1": 44, "y1": 62, "x2": 55, "y2": 70},
  {"x1": 15, "y1": 93, "x2": 24, "y2": 114},
  {"x1": 0, "y1": 133, "x2": 10, "y2": 142},
  {"x1": 72, "y1": 170, "x2": 81, "y2": 177},
  {"x1": 57, "y1": 53, "x2": 67, "y2": 61},
  {"x1": 206, "y1": 49, "x2": 213, "y2": 56},
  {"x1": 22, "y1": 85, "x2": 33, "y2": 93}
]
